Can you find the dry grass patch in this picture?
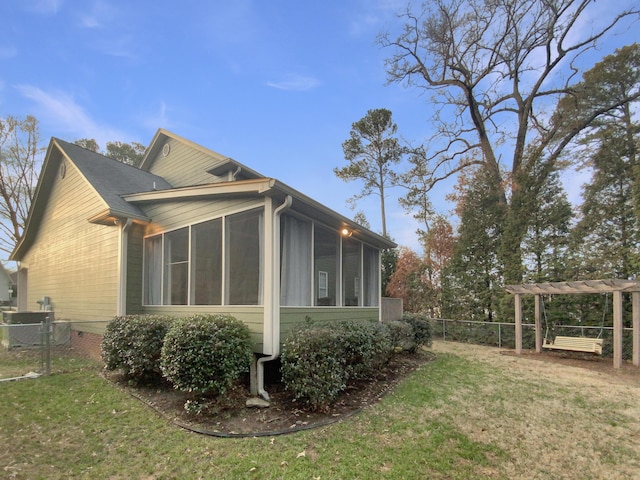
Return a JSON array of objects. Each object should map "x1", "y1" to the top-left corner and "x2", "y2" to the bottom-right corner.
[{"x1": 431, "y1": 341, "x2": 640, "y2": 480}]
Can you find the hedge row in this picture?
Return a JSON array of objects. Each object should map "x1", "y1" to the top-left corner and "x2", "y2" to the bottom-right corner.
[
  {"x1": 102, "y1": 313, "x2": 432, "y2": 411},
  {"x1": 102, "y1": 314, "x2": 253, "y2": 396},
  {"x1": 281, "y1": 315, "x2": 432, "y2": 411}
]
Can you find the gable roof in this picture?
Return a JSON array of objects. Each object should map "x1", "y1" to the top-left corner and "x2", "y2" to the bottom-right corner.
[
  {"x1": 54, "y1": 139, "x2": 172, "y2": 223},
  {"x1": 139, "y1": 129, "x2": 395, "y2": 248},
  {"x1": 141, "y1": 128, "x2": 264, "y2": 182},
  {"x1": 13, "y1": 129, "x2": 396, "y2": 261},
  {"x1": 11, "y1": 138, "x2": 171, "y2": 260}
]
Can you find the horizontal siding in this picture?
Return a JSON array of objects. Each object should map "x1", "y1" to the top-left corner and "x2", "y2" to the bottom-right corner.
[
  {"x1": 147, "y1": 138, "x2": 225, "y2": 188},
  {"x1": 280, "y1": 307, "x2": 380, "y2": 339},
  {"x1": 141, "y1": 305, "x2": 265, "y2": 352},
  {"x1": 21, "y1": 158, "x2": 119, "y2": 321}
]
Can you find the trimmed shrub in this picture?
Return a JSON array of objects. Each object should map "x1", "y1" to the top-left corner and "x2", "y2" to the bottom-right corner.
[
  {"x1": 385, "y1": 320, "x2": 416, "y2": 352},
  {"x1": 402, "y1": 313, "x2": 433, "y2": 351},
  {"x1": 101, "y1": 314, "x2": 174, "y2": 383},
  {"x1": 333, "y1": 320, "x2": 393, "y2": 379},
  {"x1": 281, "y1": 319, "x2": 394, "y2": 411},
  {"x1": 280, "y1": 326, "x2": 346, "y2": 411},
  {"x1": 160, "y1": 314, "x2": 253, "y2": 395}
]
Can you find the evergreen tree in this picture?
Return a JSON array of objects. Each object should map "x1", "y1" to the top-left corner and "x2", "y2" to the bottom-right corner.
[
  {"x1": 521, "y1": 168, "x2": 573, "y2": 283},
  {"x1": 335, "y1": 108, "x2": 404, "y2": 238},
  {"x1": 571, "y1": 126, "x2": 639, "y2": 279},
  {"x1": 560, "y1": 44, "x2": 640, "y2": 279},
  {"x1": 442, "y1": 166, "x2": 505, "y2": 321}
]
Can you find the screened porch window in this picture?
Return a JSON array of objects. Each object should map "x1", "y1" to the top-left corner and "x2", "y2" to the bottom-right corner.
[
  {"x1": 313, "y1": 224, "x2": 339, "y2": 306},
  {"x1": 280, "y1": 215, "x2": 312, "y2": 306},
  {"x1": 363, "y1": 244, "x2": 379, "y2": 306},
  {"x1": 278, "y1": 214, "x2": 381, "y2": 308},
  {"x1": 143, "y1": 208, "x2": 263, "y2": 306},
  {"x1": 342, "y1": 237, "x2": 361, "y2": 306},
  {"x1": 225, "y1": 209, "x2": 263, "y2": 305},
  {"x1": 163, "y1": 228, "x2": 189, "y2": 305},
  {"x1": 191, "y1": 218, "x2": 222, "y2": 305}
]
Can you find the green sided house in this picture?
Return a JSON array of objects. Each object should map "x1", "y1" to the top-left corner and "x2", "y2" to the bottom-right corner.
[{"x1": 11, "y1": 128, "x2": 395, "y2": 398}]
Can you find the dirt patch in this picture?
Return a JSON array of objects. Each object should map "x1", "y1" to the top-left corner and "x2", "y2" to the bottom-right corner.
[
  {"x1": 448, "y1": 342, "x2": 640, "y2": 389},
  {"x1": 105, "y1": 350, "x2": 435, "y2": 437}
]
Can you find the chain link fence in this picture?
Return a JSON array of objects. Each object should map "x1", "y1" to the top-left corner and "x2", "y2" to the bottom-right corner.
[
  {"x1": 428, "y1": 318, "x2": 635, "y2": 360},
  {"x1": 0, "y1": 317, "x2": 107, "y2": 381},
  {"x1": 2, "y1": 315, "x2": 635, "y2": 380}
]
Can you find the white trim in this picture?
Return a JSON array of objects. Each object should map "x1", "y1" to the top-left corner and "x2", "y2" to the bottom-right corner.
[
  {"x1": 116, "y1": 219, "x2": 132, "y2": 316},
  {"x1": 142, "y1": 207, "x2": 265, "y2": 307}
]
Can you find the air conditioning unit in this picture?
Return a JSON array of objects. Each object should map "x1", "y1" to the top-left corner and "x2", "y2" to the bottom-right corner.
[{"x1": 1, "y1": 312, "x2": 70, "y2": 349}]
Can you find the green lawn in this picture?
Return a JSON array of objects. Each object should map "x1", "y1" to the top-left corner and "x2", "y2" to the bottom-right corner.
[{"x1": 1, "y1": 342, "x2": 638, "y2": 479}]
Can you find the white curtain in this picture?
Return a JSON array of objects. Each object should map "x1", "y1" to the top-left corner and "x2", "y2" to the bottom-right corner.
[
  {"x1": 280, "y1": 215, "x2": 312, "y2": 306},
  {"x1": 363, "y1": 244, "x2": 379, "y2": 306},
  {"x1": 225, "y1": 209, "x2": 263, "y2": 305},
  {"x1": 144, "y1": 235, "x2": 162, "y2": 305}
]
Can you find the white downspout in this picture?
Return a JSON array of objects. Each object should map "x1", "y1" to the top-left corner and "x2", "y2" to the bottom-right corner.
[
  {"x1": 257, "y1": 195, "x2": 292, "y2": 401},
  {"x1": 116, "y1": 218, "x2": 133, "y2": 317}
]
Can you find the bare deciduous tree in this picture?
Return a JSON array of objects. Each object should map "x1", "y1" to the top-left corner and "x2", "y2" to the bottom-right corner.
[
  {"x1": 0, "y1": 115, "x2": 43, "y2": 257},
  {"x1": 380, "y1": 0, "x2": 640, "y2": 282}
]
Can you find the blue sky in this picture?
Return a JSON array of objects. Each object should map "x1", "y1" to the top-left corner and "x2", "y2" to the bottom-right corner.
[{"x1": 1, "y1": 0, "x2": 638, "y2": 257}]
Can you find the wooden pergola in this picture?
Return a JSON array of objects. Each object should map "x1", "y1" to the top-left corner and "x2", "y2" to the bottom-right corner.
[{"x1": 505, "y1": 279, "x2": 640, "y2": 369}]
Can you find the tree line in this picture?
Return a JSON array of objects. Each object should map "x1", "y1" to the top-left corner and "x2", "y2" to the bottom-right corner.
[{"x1": 334, "y1": 1, "x2": 640, "y2": 324}]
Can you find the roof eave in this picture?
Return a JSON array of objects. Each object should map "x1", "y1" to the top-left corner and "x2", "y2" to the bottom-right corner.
[
  {"x1": 11, "y1": 139, "x2": 65, "y2": 261},
  {"x1": 87, "y1": 209, "x2": 151, "y2": 226},
  {"x1": 270, "y1": 180, "x2": 397, "y2": 249}
]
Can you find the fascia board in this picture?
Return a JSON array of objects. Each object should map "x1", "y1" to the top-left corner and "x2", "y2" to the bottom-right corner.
[
  {"x1": 269, "y1": 180, "x2": 397, "y2": 249},
  {"x1": 123, "y1": 178, "x2": 275, "y2": 203},
  {"x1": 13, "y1": 139, "x2": 113, "y2": 260}
]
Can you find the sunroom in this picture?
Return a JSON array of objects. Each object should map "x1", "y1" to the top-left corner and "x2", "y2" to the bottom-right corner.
[{"x1": 142, "y1": 206, "x2": 383, "y2": 310}]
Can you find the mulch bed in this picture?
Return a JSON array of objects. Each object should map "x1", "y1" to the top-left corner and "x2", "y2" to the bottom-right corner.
[{"x1": 105, "y1": 350, "x2": 435, "y2": 437}]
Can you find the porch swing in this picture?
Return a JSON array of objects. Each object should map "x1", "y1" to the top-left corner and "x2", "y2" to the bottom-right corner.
[{"x1": 541, "y1": 294, "x2": 604, "y2": 355}]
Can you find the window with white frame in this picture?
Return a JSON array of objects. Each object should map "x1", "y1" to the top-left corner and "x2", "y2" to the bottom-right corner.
[
  {"x1": 143, "y1": 208, "x2": 263, "y2": 306},
  {"x1": 317, "y1": 271, "x2": 328, "y2": 299},
  {"x1": 163, "y1": 228, "x2": 189, "y2": 305}
]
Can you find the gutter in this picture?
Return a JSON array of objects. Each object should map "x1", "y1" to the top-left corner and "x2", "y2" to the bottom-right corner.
[{"x1": 257, "y1": 195, "x2": 292, "y2": 401}]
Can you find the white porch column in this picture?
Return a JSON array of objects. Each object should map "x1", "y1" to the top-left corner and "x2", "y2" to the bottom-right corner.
[{"x1": 116, "y1": 219, "x2": 132, "y2": 317}]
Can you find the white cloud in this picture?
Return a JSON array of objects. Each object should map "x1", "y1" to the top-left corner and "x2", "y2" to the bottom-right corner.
[
  {"x1": 139, "y1": 100, "x2": 173, "y2": 131},
  {"x1": 26, "y1": 0, "x2": 63, "y2": 15},
  {"x1": 0, "y1": 46, "x2": 18, "y2": 60},
  {"x1": 77, "y1": 0, "x2": 117, "y2": 29},
  {"x1": 348, "y1": 0, "x2": 406, "y2": 37},
  {"x1": 15, "y1": 84, "x2": 127, "y2": 146},
  {"x1": 266, "y1": 74, "x2": 321, "y2": 91},
  {"x1": 348, "y1": 13, "x2": 381, "y2": 37}
]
